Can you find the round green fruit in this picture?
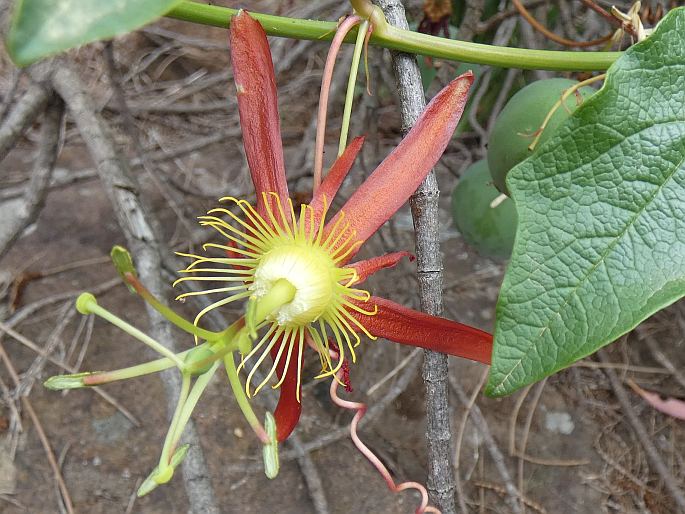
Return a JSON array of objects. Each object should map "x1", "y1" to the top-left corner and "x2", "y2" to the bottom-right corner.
[
  {"x1": 451, "y1": 159, "x2": 518, "y2": 259},
  {"x1": 488, "y1": 78, "x2": 595, "y2": 195}
]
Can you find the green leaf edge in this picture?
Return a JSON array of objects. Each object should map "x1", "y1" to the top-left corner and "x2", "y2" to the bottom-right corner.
[
  {"x1": 6, "y1": 0, "x2": 185, "y2": 67},
  {"x1": 485, "y1": 6, "x2": 685, "y2": 397}
]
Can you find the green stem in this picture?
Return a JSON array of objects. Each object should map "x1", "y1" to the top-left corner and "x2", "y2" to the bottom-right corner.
[
  {"x1": 183, "y1": 319, "x2": 245, "y2": 373},
  {"x1": 87, "y1": 301, "x2": 187, "y2": 370},
  {"x1": 168, "y1": 362, "x2": 221, "y2": 453},
  {"x1": 224, "y1": 352, "x2": 269, "y2": 443},
  {"x1": 158, "y1": 372, "x2": 192, "y2": 480},
  {"x1": 166, "y1": 1, "x2": 621, "y2": 71},
  {"x1": 339, "y1": 19, "x2": 369, "y2": 156},
  {"x1": 126, "y1": 273, "x2": 222, "y2": 342},
  {"x1": 83, "y1": 347, "x2": 198, "y2": 385}
]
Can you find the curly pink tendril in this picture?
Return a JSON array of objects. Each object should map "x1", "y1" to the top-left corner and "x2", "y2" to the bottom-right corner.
[{"x1": 326, "y1": 347, "x2": 440, "y2": 514}]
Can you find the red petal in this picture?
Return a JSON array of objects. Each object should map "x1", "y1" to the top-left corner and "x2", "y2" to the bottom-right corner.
[
  {"x1": 270, "y1": 335, "x2": 304, "y2": 442},
  {"x1": 229, "y1": 11, "x2": 289, "y2": 216},
  {"x1": 310, "y1": 136, "x2": 365, "y2": 220},
  {"x1": 328, "y1": 72, "x2": 473, "y2": 257},
  {"x1": 350, "y1": 295, "x2": 492, "y2": 364},
  {"x1": 348, "y1": 251, "x2": 414, "y2": 285}
]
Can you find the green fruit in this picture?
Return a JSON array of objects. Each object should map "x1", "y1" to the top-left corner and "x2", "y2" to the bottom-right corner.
[
  {"x1": 488, "y1": 78, "x2": 595, "y2": 195},
  {"x1": 451, "y1": 159, "x2": 518, "y2": 259}
]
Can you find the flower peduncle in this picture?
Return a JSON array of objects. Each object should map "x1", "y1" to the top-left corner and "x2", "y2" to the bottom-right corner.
[{"x1": 76, "y1": 292, "x2": 187, "y2": 370}]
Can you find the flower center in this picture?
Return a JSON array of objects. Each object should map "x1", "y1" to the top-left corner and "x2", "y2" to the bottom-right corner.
[
  {"x1": 174, "y1": 192, "x2": 379, "y2": 399},
  {"x1": 251, "y1": 244, "x2": 335, "y2": 327}
]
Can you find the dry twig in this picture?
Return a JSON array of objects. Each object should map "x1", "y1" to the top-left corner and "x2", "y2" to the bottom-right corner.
[
  {"x1": 517, "y1": 379, "x2": 546, "y2": 510},
  {"x1": 367, "y1": 347, "x2": 420, "y2": 396},
  {"x1": 599, "y1": 348, "x2": 685, "y2": 511},
  {"x1": 453, "y1": 369, "x2": 486, "y2": 513},
  {"x1": 0, "y1": 318, "x2": 139, "y2": 425},
  {"x1": 450, "y1": 371, "x2": 523, "y2": 514},
  {"x1": 472, "y1": 480, "x2": 547, "y2": 514},
  {"x1": 512, "y1": 0, "x2": 613, "y2": 47},
  {"x1": 638, "y1": 327, "x2": 685, "y2": 391},
  {"x1": 0, "y1": 341, "x2": 74, "y2": 514},
  {"x1": 476, "y1": 0, "x2": 546, "y2": 34},
  {"x1": 0, "y1": 82, "x2": 50, "y2": 163},
  {"x1": 0, "y1": 93, "x2": 63, "y2": 261}
]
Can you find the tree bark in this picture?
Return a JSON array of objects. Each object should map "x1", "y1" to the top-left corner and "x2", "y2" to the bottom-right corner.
[
  {"x1": 0, "y1": 93, "x2": 63, "y2": 261},
  {"x1": 0, "y1": 82, "x2": 50, "y2": 164},
  {"x1": 373, "y1": 1, "x2": 456, "y2": 512}
]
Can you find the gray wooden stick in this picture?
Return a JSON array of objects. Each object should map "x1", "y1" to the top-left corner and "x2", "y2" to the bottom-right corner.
[
  {"x1": 0, "y1": 93, "x2": 63, "y2": 261},
  {"x1": 373, "y1": 1, "x2": 456, "y2": 511},
  {"x1": 48, "y1": 63, "x2": 220, "y2": 514},
  {"x1": 0, "y1": 82, "x2": 50, "y2": 164}
]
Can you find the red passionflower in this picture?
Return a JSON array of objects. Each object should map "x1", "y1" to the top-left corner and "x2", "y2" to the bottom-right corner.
[{"x1": 176, "y1": 11, "x2": 492, "y2": 442}]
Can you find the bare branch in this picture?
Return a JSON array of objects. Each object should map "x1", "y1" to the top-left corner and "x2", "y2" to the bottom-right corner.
[
  {"x1": 0, "y1": 82, "x2": 50, "y2": 164},
  {"x1": 458, "y1": 0, "x2": 486, "y2": 43},
  {"x1": 373, "y1": 1, "x2": 455, "y2": 511},
  {"x1": 103, "y1": 42, "x2": 195, "y2": 237},
  {"x1": 0, "y1": 93, "x2": 63, "y2": 261},
  {"x1": 0, "y1": 69, "x2": 22, "y2": 120},
  {"x1": 599, "y1": 348, "x2": 685, "y2": 511},
  {"x1": 285, "y1": 436, "x2": 331, "y2": 514}
]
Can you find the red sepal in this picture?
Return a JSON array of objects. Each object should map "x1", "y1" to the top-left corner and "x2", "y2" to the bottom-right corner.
[
  {"x1": 328, "y1": 72, "x2": 473, "y2": 261},
  {"x1": 270, "y1": 335, "x2": 304, "y2": 442},
  {"x1": 350, "y1": 295, "x2": 492, "y2": 364},
  {"x1": 229, "y1": 11, "x2": 289, "y2": 217},
  {"x1": 347, "y1": 251, "x2": 414, "y2": 285}
]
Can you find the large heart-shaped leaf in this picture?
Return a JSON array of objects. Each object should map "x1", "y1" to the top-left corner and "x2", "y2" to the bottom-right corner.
[
  {"x1": 487, "y1": 8, "x2": 685, "y2": 396},
  {"x1": 7, "y1": 0, "x2": 183, "y2": 66}
]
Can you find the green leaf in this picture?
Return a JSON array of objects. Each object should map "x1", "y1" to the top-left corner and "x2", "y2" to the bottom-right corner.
[
  {"x1": 7, "y1": 0, "x2": 183, "y2": 66},
  {"x1": 487, "y1": 8, "x2": 685, "y2": 396}
]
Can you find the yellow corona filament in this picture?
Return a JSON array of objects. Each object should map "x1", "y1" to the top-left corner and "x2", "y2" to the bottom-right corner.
[{"x1": 176, "y1": 194, "x2": 378, "y2": 400}]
